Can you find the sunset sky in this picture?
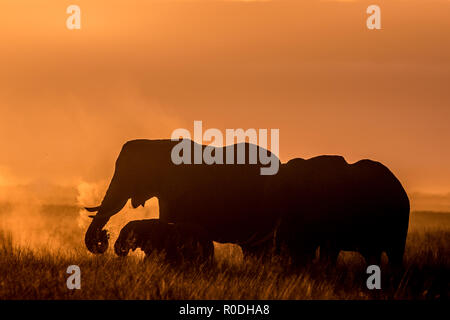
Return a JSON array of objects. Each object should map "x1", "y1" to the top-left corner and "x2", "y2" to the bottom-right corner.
[{"x1": 0, "y1": 0, "x2": 449, "y2": 208}]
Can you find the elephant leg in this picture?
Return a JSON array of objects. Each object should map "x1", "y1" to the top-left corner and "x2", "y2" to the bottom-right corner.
[
  {"x1": 361, "y1": 248, "x2": 382, "y2": 266},
  {"x1": 386, "y1": 241, "x2": 406, "y2": 269},
  {"x1": 204, "y1": 242, "x2": 215, "y2": 263},
  {"x1": 241, "y1": 246, "x2": 263, "y2": 260},
  {"x1": 385, "y1": 242, "x2": 407, "y2": 288},
  {"x1": 319, "y1": 245, "x2": 340, "y2": 264},
  {"x1": 289, "y1": 246, "x2": 317, "y2": 267}
]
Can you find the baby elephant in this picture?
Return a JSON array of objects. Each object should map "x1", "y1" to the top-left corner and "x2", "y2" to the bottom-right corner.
[{"x1": 114, "y1": 219, "x2": 214, "y2": 263}]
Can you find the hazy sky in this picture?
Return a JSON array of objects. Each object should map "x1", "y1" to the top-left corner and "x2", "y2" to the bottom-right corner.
[{"x1": 0, "y1": 0, "x2": 449, "y2": 195}]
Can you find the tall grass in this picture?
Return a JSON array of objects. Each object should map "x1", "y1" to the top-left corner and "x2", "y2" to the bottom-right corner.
[{"x1": 0, "y1": 225, "x2": 448, "y2": 300}]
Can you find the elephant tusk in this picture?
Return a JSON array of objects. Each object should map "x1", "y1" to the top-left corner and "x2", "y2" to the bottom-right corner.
[{"x1": 85, "y1": 206, "x2": 101, "y2": 212}]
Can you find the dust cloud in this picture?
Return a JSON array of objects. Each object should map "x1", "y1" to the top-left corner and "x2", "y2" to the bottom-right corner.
[{"x1": 0, "y1": 179, "x2": 159, "y2": 254}]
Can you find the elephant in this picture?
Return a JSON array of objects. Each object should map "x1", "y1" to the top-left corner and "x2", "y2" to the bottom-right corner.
[
  {"x1": 114, "y1": 219, "x2": 214, "y2": 263},
  {"x1": 85, "y1": 139, "x2": 280, "y2": 256},
  {"x1": 272, "y1": 156, "x2": 410, "y2": 267},
  {"x1": 84, "y1": 139, "x2": 410, "y2": 267}
]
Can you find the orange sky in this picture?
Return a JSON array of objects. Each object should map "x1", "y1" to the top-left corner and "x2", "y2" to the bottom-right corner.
[{"x1": 0, "y1": 0, "x2": 450, "y2": 196}]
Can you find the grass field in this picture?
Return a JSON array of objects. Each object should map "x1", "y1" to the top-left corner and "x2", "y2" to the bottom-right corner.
[{"x1": 0, "y1": 205, "x2": 448, "y2": 300}]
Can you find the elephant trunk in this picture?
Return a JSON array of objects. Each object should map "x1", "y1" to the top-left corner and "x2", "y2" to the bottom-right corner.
[
  {"x1": 85, "y1": 215, "x2": 110, "y2": 254},
  {"x1": 84, "y1": 172, "x2": 130, "y2": 254}
]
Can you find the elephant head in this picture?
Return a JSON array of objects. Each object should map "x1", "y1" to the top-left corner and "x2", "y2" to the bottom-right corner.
[
  {"x1": 84, "y1": 140, "x2": 175, "y2": 254},
  {"x1": 114, "y1": 227, "x2": 139, "y2": 257},
  {"x1": 84, "y1": 139, "x2": 278, "y2": 254}
]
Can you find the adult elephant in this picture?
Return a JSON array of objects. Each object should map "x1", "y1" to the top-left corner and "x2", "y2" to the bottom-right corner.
[
  {"x1": 84, "y1": 139, "x2": 280, "y2": 255},
  {"x1": 273, "y1": 156, "x2": 410, "y2": 267}
]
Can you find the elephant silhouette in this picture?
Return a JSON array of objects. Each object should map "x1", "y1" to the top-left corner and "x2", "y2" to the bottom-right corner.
[
  {"x1": 272, "y1": 156, "x2": 410, "y2": 267},
  {"x1": 85, "y1": 139, "x2": 280, "y2": 256},
  {"x1": 114, "y1": 219, "x2": 214, "y2": 263},
  {"x1": 85, "y1": 139, "x2": 410, "y2": 267}
]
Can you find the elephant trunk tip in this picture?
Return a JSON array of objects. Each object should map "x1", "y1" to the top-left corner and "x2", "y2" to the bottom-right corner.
[{"x1": 85, "y1": 224, "x2": 109, "y2": 254}]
